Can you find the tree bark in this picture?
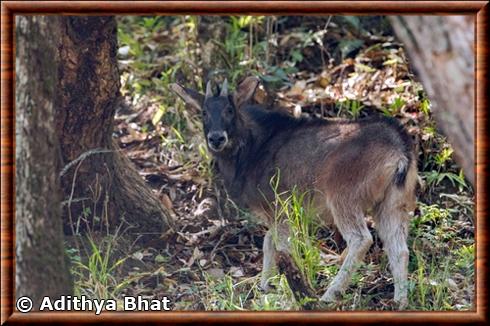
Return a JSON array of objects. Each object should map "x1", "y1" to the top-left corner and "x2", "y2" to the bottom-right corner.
[
  {"x1": 389, "y1": 16, "x2": 475, "y2": 186},
  {"x1": 55, "y1": 17, "x2": 174, "y2": 237},
  {"x1": 15, "y1": 16, "x2": 73, "y2": 306}
]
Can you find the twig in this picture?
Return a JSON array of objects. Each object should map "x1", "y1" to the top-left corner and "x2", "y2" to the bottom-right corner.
[
  {"x1": 61, "y1": 147, "x2": 115, "y2": 253},
  {"x1": 319, "y1": 15, "x2": 333, "y2": 68},
  {"x1": 59, "y1": 148, "x2": 114, "y2": 177},
  {"x1": 265, "y1": 17, "x2": 272, "y2": 65}
]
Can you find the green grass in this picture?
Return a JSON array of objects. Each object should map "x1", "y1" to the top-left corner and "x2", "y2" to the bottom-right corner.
[
  {"x1": 381, "y1": 96, "x2": 406, "y2": 117},
  {"x1": 421, "y1": 143, "x2": 468, "y2": 192},
  {"x1": 201, "y1": 273, "x2": 299, "y2": 310},
  {"x1": 268, "y1": 170, "x2": 323, "y2": 290},
  {"x1": 68, "y1": 235, "x2": 129, "y2": 300},
  {"x1": 66, "y1": 205, "x2": 149, "y2": 302},
  {"x1": 404, "y1": 202, "x2": 474, "y2": 310},
  {"x1": 336, "y1": 99, "x2": 364, "y2": 118},
  {"x1": 199, "y1": 170, "x2": 324, "y2": 310}
]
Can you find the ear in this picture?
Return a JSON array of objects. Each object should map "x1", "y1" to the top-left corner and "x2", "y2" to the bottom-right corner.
[
  {"x1": 169, "y1": 83, "x2": 204, "y2": 111},
  {"x1": 233, "y1": 76, "x2": 260, "y2": 109}
]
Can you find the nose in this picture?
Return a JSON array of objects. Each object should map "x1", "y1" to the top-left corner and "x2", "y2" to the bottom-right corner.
[{"x1": 207, "y1": 132, "x2": 227, "y2": 148}]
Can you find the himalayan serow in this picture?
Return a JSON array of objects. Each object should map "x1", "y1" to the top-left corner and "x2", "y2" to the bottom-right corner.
[{"x1": 169, "y1": 76, "x2": 417, "y2": 309}]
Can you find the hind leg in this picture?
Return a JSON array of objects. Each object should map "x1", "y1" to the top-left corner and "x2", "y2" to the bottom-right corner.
[
  {"x1": 374, "y1": 198, "x2": 411, "y2": 309},
  {"x1": 260, "y1": 229, "x2": 277, "y2": 291},
  {"x1": 321, "y1": 208, "x2": 373, "y2": 302},
  {"x1": 260, "y1": 223, "x2": 291, "y2": 289}
]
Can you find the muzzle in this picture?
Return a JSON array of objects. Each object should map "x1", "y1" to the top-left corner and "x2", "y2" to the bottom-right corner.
[{"x1": 207, "y1": 131, "x2": 228, "y2": 152}]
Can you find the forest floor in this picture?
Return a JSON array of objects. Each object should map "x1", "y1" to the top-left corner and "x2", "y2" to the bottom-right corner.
[{"x1": 68, "y1": 16, "x2": 474, "y2": 311}]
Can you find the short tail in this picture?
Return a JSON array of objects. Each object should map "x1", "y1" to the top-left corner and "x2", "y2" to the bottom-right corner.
[{"x1": 393, "y1": 156, "x2": 409, "y2": 187}]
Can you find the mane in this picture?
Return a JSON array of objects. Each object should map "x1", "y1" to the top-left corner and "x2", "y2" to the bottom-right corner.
[
  {"x1": 231, "y1": 105, "x2": 326, "y2": 179},
  {"x1": 242, "y1": 104, "x2": 325, "y2": 137}
]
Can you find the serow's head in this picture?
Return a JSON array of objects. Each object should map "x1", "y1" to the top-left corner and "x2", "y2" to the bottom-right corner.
[{"x1": 169, "y1": 77, "x2": 259, "y2": 153}]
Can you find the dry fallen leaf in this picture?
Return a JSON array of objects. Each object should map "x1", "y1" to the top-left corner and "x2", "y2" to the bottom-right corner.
[
  {"x1": 161, "y1": 193, "x2": 174, "y2": 211},
  {"x1": 206, "y1": 268, "x2": 225, "y2": 279},
  {"x1": 186, "y1": 247, "x2": 203, "y2": 267},
  {"x1": 229, "y1": 266, "x2": 244, "y2": 278}
]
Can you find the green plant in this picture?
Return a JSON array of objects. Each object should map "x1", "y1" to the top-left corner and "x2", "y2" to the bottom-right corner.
[
  {"x1": 405, "y1": 201, "x2": 474, "y2": 310},
  {"x1": 381, "y1": 97, "x2": 406, "y2": 116},
  {"x1": 201, "y1": 272, "x2": 298, "y2": 311},
  {"x1": 411, "y1": 203, "x2": 450, "y2": 234},
  {"x1": 422, "y1": 170, "x2": 467, "y2": 191},
  {"x1": 434, "y1": 147, "x2": 453, "y2": 168},
  {"x1": 454, "y1": 244, "x2": 474, "y2": 274},
  {"x1": 420, "y1": 98, "x2": 431, "y2": 116},
  {"x1": 259, "y1": 65, "x2": 293, "y2": 88},
  {"x1": 336, "y1": 99, "x2": 364, "y2": 118},
  {"x1": 408, "y1": 250, "x2": 454, "y2": 310},
  {"x1": 70, "y1": 235, "x2": 129, "y2": 300},
  {"x1": 196, "y1": 142, "x2": 214, "y2": 196},
  {"x1": 268, "y1": 170, "x2": 322, "y2": 290},
  {"x1": 213, "y1": 16, "x2": 263, "y2": 85},
  {"x1": 203, "y1": 274, "x2": 246, "y2": 310},
  {"x1": 422, "y1": 145, "x2": 468, "y2": 192}
]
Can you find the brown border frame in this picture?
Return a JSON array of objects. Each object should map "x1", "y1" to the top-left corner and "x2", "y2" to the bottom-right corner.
[{"x1": 1, "y1": 1, "x2": 488, "y2": 324}]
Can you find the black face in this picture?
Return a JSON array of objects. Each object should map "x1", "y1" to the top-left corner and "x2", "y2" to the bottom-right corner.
[{"x1": 202, "y1": 95, "x2": 236, "y2": 153}]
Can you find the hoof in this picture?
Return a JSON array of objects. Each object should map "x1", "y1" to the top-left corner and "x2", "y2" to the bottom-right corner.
[
  {"x1": 260, "y1": 279, "x2": 271, "y2": 292},
  {"x1": 320, "y1": 287, "x2": 342, "y2": 303},
  {"x1": 395, "y1": 297, "x2": 408, "y2": 310}
]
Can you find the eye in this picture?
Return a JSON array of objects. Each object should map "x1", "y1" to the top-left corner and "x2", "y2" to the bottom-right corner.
[
  {"x1": 202, "y1": 110, "x2": 207, "y2": 117},
  {"x1": 227, "y1": 107, "x2": 233, "y2": 115}
]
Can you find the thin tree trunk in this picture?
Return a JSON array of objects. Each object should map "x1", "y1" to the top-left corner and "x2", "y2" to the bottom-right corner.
[
  {"x1": 55, "y1": 17, "x2": 174, "y2": 237},
  {"x1": 389, "y1": 16, "x2": 475, "y2": 186},
  {"x1": 15, "y1": 16, "x2": 73, "y2": 306}
]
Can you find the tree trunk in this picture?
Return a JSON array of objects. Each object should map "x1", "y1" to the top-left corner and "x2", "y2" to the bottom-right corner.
[
  {"x1": 55, "y1": 17, "x2": 174, "y2": 237},
  {"x1": 389, "y1": 16, "x2": 475, "y2": 186},
  {"x1": 15, "y1": 16, "x2": 73, "y2": 306}
]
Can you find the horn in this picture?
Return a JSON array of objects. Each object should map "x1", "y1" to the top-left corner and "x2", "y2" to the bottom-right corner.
[
  {"x1": 205, "y1": 80, "x2": 213, "y2": 99},
  {"x1": 220, "y1": 78, "x2": 228, "y2": 97}
]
